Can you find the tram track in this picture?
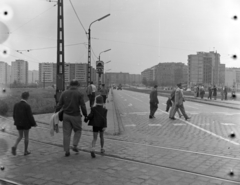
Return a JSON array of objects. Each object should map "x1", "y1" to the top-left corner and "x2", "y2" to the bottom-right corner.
[{"x1": 1, "y1": 116, "x2": 240, "y2": 184}]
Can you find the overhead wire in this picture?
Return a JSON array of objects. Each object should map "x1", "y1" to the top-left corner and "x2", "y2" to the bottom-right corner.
[
  {"x1": 68, "y1": 0, "x2": 98, "y2": 61},
  {"x1": 69, "y1": 0, "x2": 87, "y2": 34},
  {"x1": 10, "y1": 4, "x2": 57, "y2": 34},
  {"x1": 16, "y1": 42, "x2": 87, "y2": 52}
]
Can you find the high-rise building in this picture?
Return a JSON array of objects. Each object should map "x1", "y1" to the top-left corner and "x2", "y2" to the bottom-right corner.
[
  {"x1": 7, "y1": 64, "x2": 11, "y2": 84},
  {"x1": 39, "y1": 63, "x2": 97, "y2": 87},
  {"x1": 219, "y1": 64, "x2": 225, "y2": 86},
  {"x1": 11, "y1": 60, "x2": 28, "y2": 84},
  {"x1": 141, "y1": 66, "x2": 156, "y2": 83},
  {"x1": 0, "y1": 61, "x2": 7, "y2": 85},
  {"x1": 28, "y1": 70, "x2": 39, "y2": 84},
  {"x1": 155, "y1": 62, "x2": 187, "y2": 87},
  {"x1": 188, "y1": 51, "x2": 221, "y2": 87},
  {"x1": 39, "y1": 63, "x2": 55, "y2": 87}
]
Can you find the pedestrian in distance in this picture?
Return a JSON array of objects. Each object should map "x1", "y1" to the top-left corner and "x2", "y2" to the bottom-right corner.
[
  {"x1": 84, "y1": 96, "x2": 107, "y2": 158},
  {"x1": 169, "y1": 83, "x2": 191, "y2": 121},
  {"x1": 86, "y1": 81, "x2": 97, "y2": 108},
  {"x1": 208, "y1": 85, "x2": 212, "y2": 100},
  {"x1": 56, "y1": 79, "x2": 88, "y2": 157},
  {"x1": 12, "y1": 92, "x2": 37, "y2": 156},
  {"x1": 212, "y1": 85, "x2": 217, "y2": 100},
  {"x1": 221, "y1": 86, "x2": 225, "y2": 100},
  {"x1": 149, "y1": 85, "x2": 159, "y2": 119},
  {"x1": 99, "y1": 84, "x2": 109, "y2": 105},
  {"x1": 200, "y1": 86, "x2": 205, "y2": 99},
  {"x1": 224, "y1": 86, "x2": 228, "y2": 100}
]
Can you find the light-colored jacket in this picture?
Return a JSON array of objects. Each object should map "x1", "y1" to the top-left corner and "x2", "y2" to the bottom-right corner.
[
  {"x1": 175, "y1": 88, "x2": 184, "y2": 105},
  {"x1": 50, "y1": 112, "x2": 60, "y2": 136}
]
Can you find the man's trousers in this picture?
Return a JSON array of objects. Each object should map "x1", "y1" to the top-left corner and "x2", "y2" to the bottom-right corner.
[
  {"x1": 62, "y1": 114, "x2": 82, "y2": 152},
  {"x1": 150, "y1": 103, "x2": 158, "y2": 117},
  {"x1": 170, "y1": 103, "x2": 188, "y2": 119}
]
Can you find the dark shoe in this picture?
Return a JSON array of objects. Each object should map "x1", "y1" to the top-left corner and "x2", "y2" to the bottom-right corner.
[
  {"x1": 65, "y1": 152, "x2": 70, "y2": 157},
  {"x1": 91, "y1": 151, "x2": 96, "y2": 158},
  {"x1": 169, "y1": 117, "x2": 176, "y2": 120},
  {"x1": 24, "y1": 151, "x2": 31, "y2": 156},
  {"x1": 152, "y1": 115, "x2": 155, "y2": 118},
  {"x1": 101, "y1": 148, "x2": 105, "y2": 154},
  {"x1": 72, "y1": 147, "x2": 79, "y2": 153},
  {"x1": 11, "y1": 147, "x2": 16, "y2": 156},
  {"x1": 149, "y1": 115, "x2": 153, "y2": 119},
  {"x1": 185, "y1": 117, "x2": 191, "y2": 121}
]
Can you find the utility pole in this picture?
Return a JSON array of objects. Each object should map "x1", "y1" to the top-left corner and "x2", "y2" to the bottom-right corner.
[{"x1": 55, "y1": 0, "x2": 65, "y2": 104}]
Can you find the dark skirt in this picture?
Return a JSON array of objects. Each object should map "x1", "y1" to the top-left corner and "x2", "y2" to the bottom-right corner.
[{"x1": 16, "y1": 126, "x2": 31, "y2": 130}]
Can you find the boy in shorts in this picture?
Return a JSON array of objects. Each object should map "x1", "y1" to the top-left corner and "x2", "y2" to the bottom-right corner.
[{"x1": 85, "y1": 96, "x2": 107, "y2": 158}]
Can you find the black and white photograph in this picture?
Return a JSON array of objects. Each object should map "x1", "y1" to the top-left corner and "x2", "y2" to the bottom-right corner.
[{"x1": 0, "y1": 0, "x2": 240, "y2": 184}]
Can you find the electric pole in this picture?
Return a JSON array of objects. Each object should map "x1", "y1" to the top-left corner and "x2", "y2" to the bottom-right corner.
[{"x1": 55, "y1": 0, "x2": 65, "y2": 104}]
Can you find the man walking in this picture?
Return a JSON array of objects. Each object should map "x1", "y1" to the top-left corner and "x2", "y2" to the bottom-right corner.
[
  {"x1": 149, "y1": 85, "x2": 159, "y2": 119},
  {"x1": 56, "y1": 80, "x2": 87, "y2": 157},
  {"x1": 170, "y1": 83, "x2": 190, "y2": 121}
]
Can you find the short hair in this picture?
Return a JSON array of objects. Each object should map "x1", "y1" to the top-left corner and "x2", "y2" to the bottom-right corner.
[
  {"x1": 102, "y1": 84, "x2": 105, "y2": 87},
  {"x1": 70, "y1": 79, "x2": 79, "y2": 86},
  {"x1": 154, "y1": 85, "x2": 158, "y2": 88},
  {"x1": 21, "y1": 92, "x2": 29, "y2": 100},
  {"x1": 177, "y1": 83, "x2": 182, "y2": 87},
  {"x1": 90, "y1": 81, "x2": 93, "y2": 84}
]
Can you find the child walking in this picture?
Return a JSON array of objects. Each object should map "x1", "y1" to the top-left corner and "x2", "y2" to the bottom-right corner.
[{"x1": 85, "y1": 96, "x2": 107, "y2": 158}]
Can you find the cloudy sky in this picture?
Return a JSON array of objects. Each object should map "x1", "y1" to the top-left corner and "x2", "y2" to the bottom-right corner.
[{"x1": 0, "y1": 0, "x2": 239, "y2": 74}]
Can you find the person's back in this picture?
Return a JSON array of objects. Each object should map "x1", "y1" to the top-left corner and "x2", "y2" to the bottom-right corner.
[
  {"x1": 88, "y1": 105, "x2": 107, "y2": 128},
  {"x1": 59, "y1": 87, "x2": 86, "y2": 116},
  {"x1": 56, "y1": 80, "x2": 87, "y2": 157}
]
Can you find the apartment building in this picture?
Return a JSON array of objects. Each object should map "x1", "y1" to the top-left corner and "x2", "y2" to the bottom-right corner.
[
  {"x1": 188, "y1": 51, "x2": 222, "y2": 87},
  {"x1": 0, "y1": 61, "x2": 7, "y2": 85},
  {"x1": 141, "y1": 66, "x2": 156, "y2": 82},
  {"x1": 11, "y1": 60, "x2": 28, "y2": 84},
  {"x1": 39, "y1": 63, "x2": 97, "y2": 87},
  {"x1": 28, "y1": 70, "x2": 39, "y2": 84},
  {"x1": 155, "y1": 62, "x2": 187, "y2": 87}
]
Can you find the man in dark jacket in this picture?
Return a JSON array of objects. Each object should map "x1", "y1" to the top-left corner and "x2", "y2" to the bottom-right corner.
[
  {"x1": 56, "y1": 79, "x2": 87, "y2": 157},
  {"x1": 12, "y1": 92, "x2": 37, "y2": 156},
  {"x1": 149, "y1": 85, "x2": 159, "y2": 119}
]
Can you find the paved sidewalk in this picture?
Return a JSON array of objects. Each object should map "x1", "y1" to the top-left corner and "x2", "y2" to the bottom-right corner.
[{"x1": 0, "y1": 89, "x2": 240, "y2": 185}]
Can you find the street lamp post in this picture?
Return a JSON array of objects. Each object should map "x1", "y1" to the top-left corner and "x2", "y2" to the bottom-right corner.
[{"x1": 87, "y1": 14, "x2": 110, "y2": 87}]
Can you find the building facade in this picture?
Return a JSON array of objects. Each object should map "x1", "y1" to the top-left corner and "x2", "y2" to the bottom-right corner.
[
  {"x1": 129, "y1": 74, "x2": 142, "y2": 84},
  {"x1": 11, "y1": 60, "x2": 28, "y2": 84},
  {"x1": 105, "y1": 72, "x2": 130, "y2": 85},
  {"x1": 39, "y1": 63, "x2": 97, "y2": 87},
  {"x1": 155, "y1": 62, "x2": 187, "y2": 87},
  {"x1": 28, "y1": 70, "x2": 39, "y2": 84},
  {"x1": 141, "y1": 66, "x2": 156, "y2": 83},
  {"x1": 0, "y1": 61, "x2": 7, "y2": 85},
  {"x1": 188, "y1": 51, "x2": 221, "y2": 87}
]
